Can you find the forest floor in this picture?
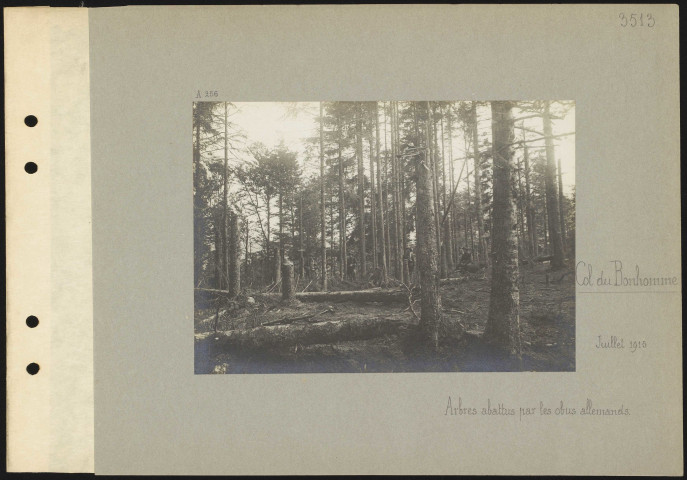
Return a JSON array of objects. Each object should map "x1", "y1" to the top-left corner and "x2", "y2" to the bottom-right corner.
[{"x1": 194, "y1": 262, "x2": 575, "y2": 373}]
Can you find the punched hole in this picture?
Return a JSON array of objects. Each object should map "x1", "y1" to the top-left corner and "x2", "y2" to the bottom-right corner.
[
  {"x1": 24, "y1": 162, "x2": 38, "y2": 174},
  {"x1": 24, "y1": 115, "x2": 38, "y2": 127},
  {"x1": 26, "y1": 316, "x2": 39, "y2": 328},
  {"x1": 26, "y1": 363, "x2": 40, "y2": 375}
]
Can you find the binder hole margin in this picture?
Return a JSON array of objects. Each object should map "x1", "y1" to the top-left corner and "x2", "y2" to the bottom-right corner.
[{"x1": 26, "y1": 363, "x2": 40, "y2": 375}]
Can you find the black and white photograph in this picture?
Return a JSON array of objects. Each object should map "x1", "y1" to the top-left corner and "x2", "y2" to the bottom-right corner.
[{"x1": 194, "y1": 100, "x2": 576, "y2": 374}]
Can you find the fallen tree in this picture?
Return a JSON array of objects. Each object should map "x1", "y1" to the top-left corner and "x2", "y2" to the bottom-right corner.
[
  {"x1": 281, "y1": 289, "x2": 407, "y2": 303},
  {"x1": 196, "y1": 316, "x2": 415, "y2": 352},
  {"x1": 196, "y1": 287, "x2": 408, "y2": 304},
  {"x1": 260, "y1": 306, "x2": 334, "y2": 326}
]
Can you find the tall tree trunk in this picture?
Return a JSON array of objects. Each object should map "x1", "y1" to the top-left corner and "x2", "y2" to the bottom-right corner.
[
  {"x1": 329, "y1": 192, "x2": 335, "y2": 277},
  {"x1": 463, "y1": 198, "x2": 469, "y2": 249},
  {"x1": 222, "y1": 102, "x2": 229, "y2": 288},
  {"x1": 557, "y1": 155, "x2": 567, "y2": 248},
  {"x1": 266, "y1": 198, "x2": 272, "y2": 284},
  {"x1": 485, "y1": 101, "x2": 521, "y2": 361},
  {"x1": 412, "y1": 101, "x2": 422, "y2": 256},
  {"x1": 447, "y1": 105, "x2": 458, "y2": 261},
  {"x1": 279, "y1": 192, "x2": 284, "y2": 264},
  {"x1": 319, "y1": 103, "x2": 327, "y2": 290},
  {"x1": 471, "y1": 102, "x2": 488, "y2": 265},
  {"x1": 369, "y1": 133, "x2": 378, "y2": 271},
  {"x1": 466, "y1": 155, "x2": 475, "y2": 256},
  {"x1": 416, "y1": 102, "x2": 442, "y2": 350},
  {"x1": 542, "y1": 101, "x2": 565, "y2": 269},
  {"x1": 299, "y1": 194, "x2": 305, "y2": 279},
  {"x1": 338, "y1": 125, "x2": 346, "y2": 281},
  {"x1": 399, "y1": 115, "x2": 408, "y2": 268},
  {"x1": 375, "y1": 102, "x2": 388, "y2": 280},
  {"x1": 391, "y1": 101, "x2": 403, "y2": 281},
  {"x1": 274, "y1": 250, "x2": 281, "y2": 289},
  {"x1": 516, "y1": 153, "x2": 527, "y2": 260},
  {"x1": 276, "y1": 192, "x2": 284, "y2": 292},
  {"x1": 281, "y1": 260, "x2": 295, "y2": 301},
  {"x1": 441, "y1": 106, "x2": 454, "y2": 272},
  {"x1": 227, "y1": 210, "x2": 241, "y2": 298},
  {"x1": 395, "y1": 101, "x2": 405, "y2": 282},
  {"x1": 522, "y1": 135, "x2": 537, "y2": 256},
  {"x1": 244, "y1": 218, "x2": 250, "y2": 286},
  {"x1": 356, "y1": 103, "x2": 366, "y2": 279},
  {"x1": 383, "y1": 103, "x2": 392, "y2": 279},
  {"x1": 214, "y1": 224, "x2": 222, "y2": 289},
  {"x1": 435, "y1": 118, "x2": 447, "y2": 278},
  {"x1": 543, "y1": 189, "x2": 549, "y2": 254},
  {"x1": 429, "y1": 104, "x2": 443, "y2": 277},
  {"x1": 290, "y1": 200, "x2": 295, "y2": 262}
]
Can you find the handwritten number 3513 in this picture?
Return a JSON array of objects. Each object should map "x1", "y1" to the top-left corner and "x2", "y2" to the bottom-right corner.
[{"x1": 619, "y1": 13, "x2": 655, "y2": 27}]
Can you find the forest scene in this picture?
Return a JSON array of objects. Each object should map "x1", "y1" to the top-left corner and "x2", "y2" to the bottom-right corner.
[{"x1": 194, "y1": 100, "x2": 575, "y2": 373}]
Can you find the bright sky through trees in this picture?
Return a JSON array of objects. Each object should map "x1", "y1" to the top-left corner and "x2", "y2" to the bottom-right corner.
[{"x1": 226, "y1": 101, "x2": 575, "y2": 192}]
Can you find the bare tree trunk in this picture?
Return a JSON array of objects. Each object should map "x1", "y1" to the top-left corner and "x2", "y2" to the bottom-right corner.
[
  {"x1": 338, "y1": 126, "x2": 346, "y2": 281},
  {"x1": 228, "y1": 210, "x2": 241, "y2": 298},
  {"x1": 399, "y1": 122, "x2": 408, "y2": 266},
  {"x1": 516, "y1": 153, "x2": 527, "y2": 260},
  {"x1": 471, "y1": 102, "x2": 488, "y2": 265},
  {"x1": 396, "y1": 101, "x2": 405, "y2": 282},
  {"x1": 522, "y1": 136, "x2": 537, "y2": 256},
  {"x1": 289, "y1": 200, "x2": 296, "y2": 264},
  {"x1": 279, "y1": 192, "x2": 285, "y2": 271},
  {"x1": 463, "y1": 200, "x2": 469, "y2": 249},
  {"x1": 543, "y1": 193, "x2": 549, "y2": 254},
  {"x1": 429, "y1": 104, "x2": 443, "y2": 277},
  {"x1": 391, "y1": 102, "x2": 403, "y2": 281},
  {"x1": 299, "y1": 194, "x2": 305, "y2": 279},
  {"x1": 447, "y1": 105, "x2": 458, "y2": 261},
  {"x1": 244, "y1": 218, "x2": 250, "y2": 285},
  {"x1": 369, "y1": 133, "x2": 378, "y2": 272},
  {"x1": 485, "y1": 101, "x2": 521, "y2": 361},
  {"x1": 542, "y1": 101, "x2": 565, "y2": 269},
  {"x1": 329, "y1": 192, "x2": 335, "y2": 278},
  {"x1": 274, "y1": 251, "x2": 281, "y2": 289},
  {"x1": 270, "y1": 288, "x2": 409, "y2": 304},
  {"x1": 319, "y1": 103, "x2": 327, "y2": 290},
  {"x1": 395, "y1": 104, "x2": 407, "y2": 267},
  {"x1": 197, "y1": 316, "x2": 413, "y2": 353},
  {"x1": 214, "y1": 224, "x2": 222, "y2": 289},
  {"x1": 222, "y1": 102, "x2": 229, "y2": 288},
  {"x1": 441, "y1": 106, "x2": 454, "y2": 273},
  {"x1": 557, "y1": 155, "x2": 567, "y2": 248},
  {"x1": 375, "y1": 102, "x2": 388, "y2": 280},
  {"x1": 416, "y1": 102, "x2": 442, "y2": 350},
  {"x1": 383, "y1": 103, "x2": 392, "y2": 279},
  {"x1": 281, "y1": 260, "x2": 295, "y2": 301},
  {"x1": 466, "y1": 157, "x2": 475, "y2": 256},
  {"x1": 356, "y1": 103, "x2": 366, "y2": 280},
  {"x1": 389, "y1": 102, "x2": 397, "y2": 279}
]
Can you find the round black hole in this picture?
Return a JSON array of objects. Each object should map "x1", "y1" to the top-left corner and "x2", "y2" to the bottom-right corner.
[
  {"x1": 26, "y1": 316, "x2": 39, "y2": 328},
  {"x1": 24, "y1": 115, "x2": 38, "y2": 127},
  {"x1": 26, "y1": 363, "x2": 40, "y2": 375},
  {"x1": 24, "y1": 162, "x2": 38, "y2": 174}
]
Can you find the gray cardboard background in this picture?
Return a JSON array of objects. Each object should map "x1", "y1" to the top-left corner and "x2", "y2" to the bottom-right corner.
[{"x1": 90, "y1": 5, "x2": 682, "y2": 475}]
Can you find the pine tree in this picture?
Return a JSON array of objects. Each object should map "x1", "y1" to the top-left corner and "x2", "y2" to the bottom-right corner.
[
  {"x1": 485, "y1": 101, "x2": 521, "y2": 360},
  {"x1": 542, "y1": 101, "x2": 565, "y2": 269}
]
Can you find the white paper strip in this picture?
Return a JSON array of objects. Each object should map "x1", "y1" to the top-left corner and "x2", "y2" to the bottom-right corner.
[{"x1": 5, "y1": 7, "x2": 94, "y2": 472}]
